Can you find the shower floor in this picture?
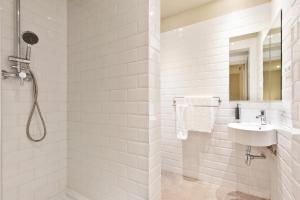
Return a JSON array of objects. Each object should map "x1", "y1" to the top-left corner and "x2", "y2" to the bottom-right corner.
[{"x1": 161, "y1": 171, "x2": 268, "y2": 200}]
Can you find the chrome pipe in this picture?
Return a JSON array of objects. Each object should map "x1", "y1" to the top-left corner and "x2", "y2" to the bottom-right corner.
[
  {"x1": 25, "y1": 44, "x2": 31, "y2": 60},
  {"x1": 16, "y1": 0, "x2": 21, "y2": 60},
  {"x1": 245, "y1": 146, "x2": 266, "y2": 166},
  {"x1": 172, "y1": 96, "x2": 222, "y2": 107},
  {"x1": 14, "y1": 0, "x2": 22, "y2": 75}
]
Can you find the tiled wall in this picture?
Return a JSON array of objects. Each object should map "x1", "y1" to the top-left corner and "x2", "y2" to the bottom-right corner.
[
  {"x1": 67, "y1": 0, "x2": 160, "y2": 199},
  {"x1": 161, "y1": 4, "x2": 275, "y2": 198},
  {"x1": 290, "y1": 0, "x2": 300, "y2": 128},
  {"x1": 0, "y1": 0, "x2": 68, "y2": 200},
  {"x1": 271, "y1": 129, "x2": 300, "y2": 200},
  {"x1": 291, "y1": 134, "x2": 300, "y2": 199},
  {"x1": 148, "y1": 0, "x2": 161, "y2": 199},
  {"x1": 269, "y1": 0, "x2": 300, "y2": 199},
  {"x1": 0, "y1": 1, "x2": 2, "y2": 198}
]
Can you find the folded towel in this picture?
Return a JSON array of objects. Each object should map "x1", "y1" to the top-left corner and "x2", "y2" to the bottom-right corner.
[
  {"x1": 185, "y1": 96, "x2": 216, "y2": 133},
  {"x1": 176, "y1": 104, "x2": 188, "y2": 140},
  {"x1": 185, "y1": 96, "x2": 217, "y2": 106}
]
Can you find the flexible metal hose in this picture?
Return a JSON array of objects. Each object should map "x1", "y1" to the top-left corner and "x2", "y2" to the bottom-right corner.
[{"x1": 26, "y1": 69, "x2": 47, "y2": 142}]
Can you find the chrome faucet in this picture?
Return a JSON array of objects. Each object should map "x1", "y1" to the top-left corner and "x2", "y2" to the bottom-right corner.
[{"x1": 256, "y1": 110, "x2": 267, "y2": 125}]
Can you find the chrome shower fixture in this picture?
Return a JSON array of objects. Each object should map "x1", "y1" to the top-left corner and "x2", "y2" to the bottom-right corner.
[{"x1": 1, "y1": 0, "x2": 47, "y2": 142}]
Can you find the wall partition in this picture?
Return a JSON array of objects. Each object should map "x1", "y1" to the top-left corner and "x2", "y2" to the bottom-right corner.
[{"x1": 67, "y1": 0, "x2": 160, "y2": 199}]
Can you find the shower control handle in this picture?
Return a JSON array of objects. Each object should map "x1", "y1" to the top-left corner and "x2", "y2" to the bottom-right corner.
[{"x1": 19, "y1": 71, "x2": 27, "y2": 85}]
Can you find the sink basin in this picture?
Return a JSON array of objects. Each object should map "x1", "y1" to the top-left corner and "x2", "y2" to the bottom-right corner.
[{"x1": 228, "y1": 123, "x2": 277, "y2": 147}]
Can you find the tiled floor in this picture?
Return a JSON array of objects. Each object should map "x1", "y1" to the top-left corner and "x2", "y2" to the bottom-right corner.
[
  {"x1": 52, "y1": 172, "x2": 268, "y2": 200},
  {"x1": 50, "y1": 193, "x2": 74, "y2": 200},
  {"x1": 162, "y1": 171, "x2": 268, "y2": 200}
]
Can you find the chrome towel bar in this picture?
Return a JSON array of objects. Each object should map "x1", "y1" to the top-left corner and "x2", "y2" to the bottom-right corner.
[{"x1": 172, "y1": 96, "x2": 222, "y2": 107}]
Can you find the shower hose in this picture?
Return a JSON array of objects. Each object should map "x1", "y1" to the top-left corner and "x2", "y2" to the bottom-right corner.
[{"x1": 26, "y1": 69, "x2": 47, "y2": 142}]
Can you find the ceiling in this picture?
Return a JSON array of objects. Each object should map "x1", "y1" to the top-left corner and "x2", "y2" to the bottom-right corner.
[{"x1": 161, "y1": 0, "x2": 216, "y2": 19}]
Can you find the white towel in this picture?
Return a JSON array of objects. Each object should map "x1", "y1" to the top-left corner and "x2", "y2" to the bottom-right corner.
[
  {"x1": 185, "y1": 96, "x2": 216, "y2": 133},
  {"x1": 176, "y1": 104, "x2": 188, "y2": 140}
]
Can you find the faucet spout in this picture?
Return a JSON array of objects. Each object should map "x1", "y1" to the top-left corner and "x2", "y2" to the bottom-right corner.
[{"x1": 256, "y1": 110, "x2": 267, "y2": 125}]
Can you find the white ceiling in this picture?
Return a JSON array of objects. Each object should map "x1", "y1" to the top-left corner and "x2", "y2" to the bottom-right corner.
[{"x1": 161, "y1": 0, "x2": 215, "y2": 18}]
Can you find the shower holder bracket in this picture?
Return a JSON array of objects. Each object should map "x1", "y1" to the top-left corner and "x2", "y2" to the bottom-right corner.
[
  {"x1": 8, "y1": 56, "x2": 31, "y2": 64},
  {"x1": 267, "y1": 144, "x2": 277, "y2": 156}
]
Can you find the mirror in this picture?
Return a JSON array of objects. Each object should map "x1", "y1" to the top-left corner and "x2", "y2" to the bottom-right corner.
[
  {"x1": 229, "y1": 11, "x2": 282, "y2": 101},
  {"x1": 263, "y1": 12, "x2": 282, "y2": 101},
  {"x1": 229, "y1": 33, "x2": 260, "y2": 101}
]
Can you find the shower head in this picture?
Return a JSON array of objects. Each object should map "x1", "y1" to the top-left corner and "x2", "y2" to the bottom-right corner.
[
  {"x1": 22, "y1": 31, "x2": 39, "y2": 45},
  {"x1": 22, "y1": 31, "x2": 39, "y2": 60}
]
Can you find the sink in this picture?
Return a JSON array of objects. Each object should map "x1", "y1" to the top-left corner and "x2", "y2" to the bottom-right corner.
[{"x1": 228, "y1": 123, "x2": 277, "y2": 147}]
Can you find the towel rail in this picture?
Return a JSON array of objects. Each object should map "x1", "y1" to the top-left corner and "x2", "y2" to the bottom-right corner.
[{"x1": 172, "y1": 96, "x2": 222, "y2": 107}]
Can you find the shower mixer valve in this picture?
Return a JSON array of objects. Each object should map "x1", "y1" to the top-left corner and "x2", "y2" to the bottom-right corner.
[{"x1": 2, "y1": 58, "x2": 32, "y2": 85}]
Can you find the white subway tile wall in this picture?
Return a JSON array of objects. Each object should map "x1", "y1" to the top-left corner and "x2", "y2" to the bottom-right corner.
[
  {"x1": 270, "y1": 0, "x2": 300, "y2": 200},
  {"x1": 149, "y1": 0, "x2": 161, "y2": 199},
  {"x1": 271, "y1": 129, "x2": 300, "y2": 200},
  {"x1": 1, "y1": 0, "x2": 68, "y2": 200},
  {"x1": 67, "y1": 0, "x2": 160, "y2": 199},
  {"x1": 291, "y1": 0, "x2": 300, "y2": 128}
]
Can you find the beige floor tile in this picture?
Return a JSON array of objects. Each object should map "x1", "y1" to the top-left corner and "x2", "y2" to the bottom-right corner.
[{"x1": 161, "y1": 171, "x2": 269, "y2": 200}]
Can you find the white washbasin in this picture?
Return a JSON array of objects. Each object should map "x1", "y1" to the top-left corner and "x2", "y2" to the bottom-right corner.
[{"x1": 228, "y1": 122, "x2": 277, "y2": 147}]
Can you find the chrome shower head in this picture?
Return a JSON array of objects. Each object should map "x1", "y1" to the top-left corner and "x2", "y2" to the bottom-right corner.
[
  {"x1": 22, "y1": 31, "x2": 39, "y2": 60},
  {"x1": 22, "y1": 31, "x2": 39, "y2": 45}
]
